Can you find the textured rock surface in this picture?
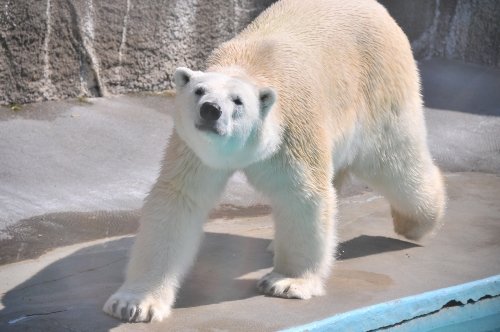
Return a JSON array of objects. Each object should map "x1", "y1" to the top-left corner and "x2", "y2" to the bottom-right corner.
[
  {"x1": 0, "y1": 0, "x2": 499, "y2": 104},
  {"x1": 0, "y1": 0, "x2": 275, "y2": 104},
  {"x1": 379, "y1": 0, "x2": 500, "y2": 67}
]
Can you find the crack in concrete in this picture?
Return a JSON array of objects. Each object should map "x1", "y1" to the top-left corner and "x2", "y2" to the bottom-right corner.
[
  {"x1": 1, "y1": 257, "x2": 125, "y2": 295},
  {"x1": 8, "y1": 309, "x2": 68, "y2": 325}
]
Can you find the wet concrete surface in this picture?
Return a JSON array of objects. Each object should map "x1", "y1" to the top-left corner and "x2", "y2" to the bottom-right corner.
[
  {"x1": 0, "y1": 172, "x2": 498, "y2": 331},
  {"x1": 0, "y1": 59, "x2": 499, "y2": 330},
  {"x1": 0, "y1": 95, "x2": 172, "y2": 233},
  {"x1": 0, "y1": 204, "x2": 272, "y2": 265},
  {"x1": 1, "y1": 95, "x2": 498, "y2": 263},
  {"x1": 0, "y1": 94, "x2": 268, "y2": 246}
]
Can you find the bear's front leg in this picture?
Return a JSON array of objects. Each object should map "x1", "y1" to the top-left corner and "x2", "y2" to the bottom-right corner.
[
  {"x1": 258, "y1": 187, "x2": 336, "y2": 299},
  {"x1": 246, "y1": 156, "x2": 337, "y2": 300},
  {"x1": 103, "y1": 134, "x2": 231, "y2": 322}
]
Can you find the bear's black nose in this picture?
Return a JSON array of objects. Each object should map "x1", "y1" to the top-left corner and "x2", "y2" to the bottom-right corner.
[{"x1": 200, "y1": 102, "x2": 222, "y2": 121}]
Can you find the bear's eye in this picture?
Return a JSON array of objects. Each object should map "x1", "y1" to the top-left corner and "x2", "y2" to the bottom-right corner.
[
  {"x1": 232, "y1": 96, "x2": 243, "y2": 106},
  {"x1": 194, "y1": 87, "x2": 205, "y2": 96}
]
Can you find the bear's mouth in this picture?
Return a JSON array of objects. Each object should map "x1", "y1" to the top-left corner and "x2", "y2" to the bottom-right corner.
[{"x1": 195, "y1": 123, "x2": 224, "y2": 136}]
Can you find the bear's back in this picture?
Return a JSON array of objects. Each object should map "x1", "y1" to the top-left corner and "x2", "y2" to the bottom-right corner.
[
  {"x1": 207, "y1": 0, "x2": 421, "y2": 152},
  {"x1": 208, "y1": 0, "x2": 418, "y2": 112}
]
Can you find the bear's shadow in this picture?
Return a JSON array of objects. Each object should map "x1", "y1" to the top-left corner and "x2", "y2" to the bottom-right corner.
[
  {"x1": 0, "y1": 232, "x2": 273, "y2": 330},
  {"x1": 0, "y1": 231, "x2": 418, "y2": 330}
]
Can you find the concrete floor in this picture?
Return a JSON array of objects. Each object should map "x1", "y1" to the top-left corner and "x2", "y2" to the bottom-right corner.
[
  {"x1": 0, "y1": 172, "x2": 498, "y2": 331},
  {"x1": 0, "y1": 59, "x2": 499, "y2": 331}
]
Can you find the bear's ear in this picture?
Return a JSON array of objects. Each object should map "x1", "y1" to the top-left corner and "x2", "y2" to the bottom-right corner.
[
  {"x1": 174, "y1": 67, "x2": 194, "y2": 89},
  {"x1": 259, "y1": 87, "x2": 276, "y2": 118}
]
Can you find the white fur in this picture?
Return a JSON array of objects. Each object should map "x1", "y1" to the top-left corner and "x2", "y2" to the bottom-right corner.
[
  {"x1": 103, "y1": 133, "x2": 233, "y2": 322},
  {"x1": 104, "y1": 0, "x2": 446, "y2": 322},
  {"x1": 173, "y1": 67, "x2": 281, "y2": 170}
]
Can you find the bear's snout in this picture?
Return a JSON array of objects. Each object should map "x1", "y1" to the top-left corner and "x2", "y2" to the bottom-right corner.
[{"x1": 200, "y1": 102, "x2": 222, "y2": 121}]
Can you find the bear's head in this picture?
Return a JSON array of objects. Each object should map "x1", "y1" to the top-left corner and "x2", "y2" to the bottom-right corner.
[{"x1": 173, "y1": 67, "x2": 280, "y2": 169}]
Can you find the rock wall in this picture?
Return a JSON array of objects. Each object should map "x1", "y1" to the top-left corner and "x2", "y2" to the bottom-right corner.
[
  {"x1": 0, "y1": 0, "x2": 499, "y2": 104},
  {"x1": 379, "y1": 0, "x2": 500, "y2": 68},
  {"x1": 0, "y1": 0, "x2": 275, "y2": 104}
]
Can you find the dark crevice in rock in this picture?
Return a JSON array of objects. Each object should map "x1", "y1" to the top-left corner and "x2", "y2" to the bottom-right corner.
[
  {"x1": 0, "y1": 33, "x2": 18, "y2": 95},
  {"x1": 65, "y1": 0, "x2": 102, "y2": 98}
]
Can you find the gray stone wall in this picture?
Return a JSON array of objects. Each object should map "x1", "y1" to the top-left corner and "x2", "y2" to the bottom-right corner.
[
  {"x1": 379, "y1": 0, "x2": 500, "y2": 68},
  {"x1": 0, "y1": 0, "x2": 498, "y2": 104},
  {"x1": 0, "y1": 0, "x2": 275, "y2": 104}
]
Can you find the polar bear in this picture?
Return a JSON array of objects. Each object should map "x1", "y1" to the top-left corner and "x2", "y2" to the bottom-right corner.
[{"x1": 103, "y1": 0, "x2": 445, "y2": 322}]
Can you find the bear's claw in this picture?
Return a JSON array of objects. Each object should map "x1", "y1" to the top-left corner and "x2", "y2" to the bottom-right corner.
[{"x1": 103, "y1": 289, "x2": 171, "y2": 322}]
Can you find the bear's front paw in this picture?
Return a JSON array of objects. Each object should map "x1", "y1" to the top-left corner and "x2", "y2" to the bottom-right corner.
[
  {"x1": 103, "y1": 287, "x2": 173, "y2": 323},
  {"x1": 257, "y1": 271, "x2": 325, "y2": 299}
]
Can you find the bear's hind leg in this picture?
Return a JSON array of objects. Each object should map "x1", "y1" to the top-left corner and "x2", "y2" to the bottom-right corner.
[
  {"x1": 352, "y1": 120, "x2": 446, "y2": 240},
  {"x1": 387, "y1": 164, "x2": 445, "y2": 240}
]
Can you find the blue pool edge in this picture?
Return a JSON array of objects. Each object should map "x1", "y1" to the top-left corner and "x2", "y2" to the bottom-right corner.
[{"x1": 281, "y1": 274, "x2": 500, "y2": 332}]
